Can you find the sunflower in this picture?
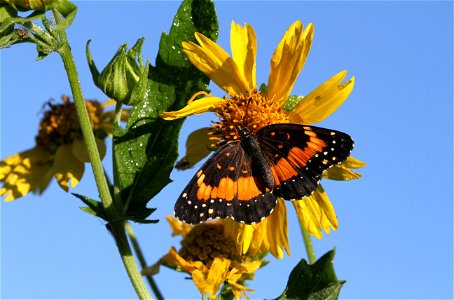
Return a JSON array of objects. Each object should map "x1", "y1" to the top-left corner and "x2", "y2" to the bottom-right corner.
[
  {"x1": 161, "y1": 21, "x2": 365, "y2": 255},
  {"x1": 144, "y1": 216, "x2": 266, "y2": 299},
  {"x1": 0, "y1": 95, "x2": 122, "y2": 201}
]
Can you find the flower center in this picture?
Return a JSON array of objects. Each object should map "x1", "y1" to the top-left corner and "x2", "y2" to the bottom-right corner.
[
  {"x1": 35, "y1": 96, "x2": 104, "y2": 152},
  {"x1": 179, "y1": 222, "x2": 240, "y2": 266},
  {"x1": 210, "y1": 91, "x2": 288, "y2": 145}
]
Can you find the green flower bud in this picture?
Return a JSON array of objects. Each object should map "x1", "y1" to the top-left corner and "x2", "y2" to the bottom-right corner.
[{"x1": 87, "y1": 38, "x2": 149, "y2": 106}]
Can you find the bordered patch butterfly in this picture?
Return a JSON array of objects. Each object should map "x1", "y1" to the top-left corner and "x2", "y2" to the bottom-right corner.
[{"x1": 174, "y1": 123, "x2": 354, "y2": 224}]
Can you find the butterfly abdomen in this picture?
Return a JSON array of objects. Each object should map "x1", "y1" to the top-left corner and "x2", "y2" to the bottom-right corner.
[{"x1": 239, "y1": 128, "x2": 275, "y2": 190}]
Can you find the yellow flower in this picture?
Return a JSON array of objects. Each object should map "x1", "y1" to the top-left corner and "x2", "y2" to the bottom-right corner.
[
  {"x1": 161, "y1": 21, "x2": 365, "y2": 248},
  {"x1": 144, "y1": 216, "x2": 266, "y2": 299},
  {"x1": 0, "y1": 96, "x2": 120, "y2": 201}
]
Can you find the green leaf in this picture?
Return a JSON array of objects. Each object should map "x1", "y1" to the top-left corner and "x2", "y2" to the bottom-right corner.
[
  {"x1": 278, "y1": 249, "x2": 345, "y2": 300},
  {"x1": 72, "y1": 193, "x2": 108, "y2": 221},
  {"x1": 113, "y1": 0, "x2": 218, "y2": 222}
]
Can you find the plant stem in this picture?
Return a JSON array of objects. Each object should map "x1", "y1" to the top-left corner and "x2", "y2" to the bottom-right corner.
[
  {"x1": 53, "y1": 10, "x2": 152, "y2": 299},
  {"x1": 57, "y1": 44, "x2": 116, "y2": 219},
  {"x1": 300, "y1": 225, "x2": 316, "y2": 264},
  {"x1": 111, "y1": 221, "x2": 153, "y2": 299},
  {"x1": 125, "y1": 222, "x2": 165, "y2": 300}
]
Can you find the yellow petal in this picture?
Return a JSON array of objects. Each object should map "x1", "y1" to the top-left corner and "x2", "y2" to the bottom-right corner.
[
  {"x1": 266, "y1": 198, "x2": 290, "y2": 258},
  {"x1": 203, "y1": 257, "x2": 230, "y2": 298},
  {"x1": 1, "y1": 147, "x2": 52, "y2": 201},
  {"x1": 165, "y1": 216, "x2": 193, "y2": 237},
  {"x1": 53, "y1": 144, "x2": 85, "y2": 191},
  {"x1": 230, "y1": 21, "x2": 257, "y2": 92},
  {"x1": 340, "y1": 156, "x2": 366, "y2": 169},
  {"x1": 160, "y1": 96, "x2": 225, "y2": 120},
  {"x1": 323, "y1": 156, "x2": 365, "y2": 180},
  {"x1": 268, "y1": 21, "x2": 314, "y2": 105},
  {"x1": 288, "y1": 70, "x2": 355, "y2": 124},
  {"x1": 71, "y1": 138, "x2": 107, "y2": 163},
  {"x1": 293, "y1": 185, "x2": 338, "y2": 239},
  {"x1": 183, "y1": 33, "x2": 249, "y2": 96},
  {"x1": 175, "y1": 127, "x2": 215, "y2": 170}
]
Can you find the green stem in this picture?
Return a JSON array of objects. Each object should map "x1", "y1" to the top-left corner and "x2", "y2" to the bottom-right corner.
[
  {"x1": 111, "y1": 221, "x2": 153, "y2": 299},
  {"x1": 300, "y1": 225, "x2": 316, "y2": 264},
  {"x1": 112, "y1": 101, "x2": 122, "y2": 208},
  {"x1": 125, "y1": 222, "x2": 165, "y2": 300},
  {"x1": 53, "y1": 10, "x2": 152, "y2": 300},
  {"x1": 58, "y1": 41, "x2": 117, "y2": 218}
]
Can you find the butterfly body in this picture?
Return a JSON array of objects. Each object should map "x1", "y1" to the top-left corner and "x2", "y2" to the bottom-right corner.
[{"x1": 174, "y1": 123, "x2": 354, "y2": 225}]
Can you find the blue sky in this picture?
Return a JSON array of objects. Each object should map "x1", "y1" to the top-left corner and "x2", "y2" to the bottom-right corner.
[{"x1": 1, "y1": 1, "x2": 453, "y2": 299}]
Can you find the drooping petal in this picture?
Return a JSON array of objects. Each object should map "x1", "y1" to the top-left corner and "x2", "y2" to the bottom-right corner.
[
  {"x1": 266, "y1": 198, "x2": 290, "y2": 258},
  {"x1": 223, "y1": 198, "x2": 290, "y2": 259},
  {"x1": 268, "y1": 21, "x2": 314, "y2": 105},
  {"x1": 0, "y1": 147, "x2": 52, "y2": 201},
  {"x1": 292, "y1": 185, "x2": 338, "y2": 239},
  {"x1": 165, "y1": 216, "x2": 193, "y2": 237},
  {"x1": 160, "y1": 96, "x2": 225, "y2": 120},
  {"x1": 288, "y1": 70, "x2": 355, "y2": 124},
  {"x1": 230, "y1": 21, "x2": 257, "y2": 92},
  {"x1": 175, "y1": 127, "x2": 215, "y2": 170},
  {"x1": 324, "y1": 156, "x2": 365, "y2": 180},
  {"x1": 52, "y1": 144, "x2": 85, "y2": 191},
  {"x1": 202, "y1": 257, "x2": 231, "y2": 298},
  {"x1": 183, "y1": 33, "x2": 250, "y2": 96}
]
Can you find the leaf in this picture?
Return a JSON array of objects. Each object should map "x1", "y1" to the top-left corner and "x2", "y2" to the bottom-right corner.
[
  {"x1": 113, "y1": 0, "x2": 218, "y2": 221},
  {"x1": 277, "y1": 249, "x2": 345, "y2": 300},
  {"x1": 72, "y1": 193, "x2": 108, "y2": 221}
]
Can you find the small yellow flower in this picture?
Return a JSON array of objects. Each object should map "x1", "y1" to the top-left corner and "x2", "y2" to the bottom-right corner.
[
  {"x1": 145, "y1": 216, "x2": 266, "y2": 299},
  {"x1": 161, "y1": 21, "x2": 365, "y2": 248},
  {"x1": 0, "y1": 96, "x2": 120, "y2": 201}
]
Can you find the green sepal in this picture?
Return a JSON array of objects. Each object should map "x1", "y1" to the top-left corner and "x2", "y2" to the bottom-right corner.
[
  {"x1": 113, "y1": 0, "x2": 218, "y2": 223},
  {"x1": 277, "y1": 249, "x2": 345, "y2": 300},
  {"x1": 87, "y1": 37, "x2": 150, "y2": 105},
  {"x1": 85, "y1": 39, "x2": 100, "y2": 87},
  {"x1": 283, "y1": 95, "x2": 303, "y2": 112},
  {"x1": 72, "y1": 193, "x2": 108, "y2": 221}
]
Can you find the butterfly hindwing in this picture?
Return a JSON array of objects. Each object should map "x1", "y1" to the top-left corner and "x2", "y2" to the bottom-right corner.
[
  {"x1": 257, "y1": 124, "x2": 354, "y2": 200},
  {"x1": 174, "y1": 141, "x2": 277, "y2": 224}
]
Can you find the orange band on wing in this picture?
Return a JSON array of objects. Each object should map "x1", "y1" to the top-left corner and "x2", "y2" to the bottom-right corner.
[{"x1": 237, "y1": 176, "x2": 263, "y2": 201}]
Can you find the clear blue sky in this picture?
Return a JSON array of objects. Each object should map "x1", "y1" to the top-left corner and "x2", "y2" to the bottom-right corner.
[{"x1": 1, "y1": 1, "x2": 453, "y2": 299}]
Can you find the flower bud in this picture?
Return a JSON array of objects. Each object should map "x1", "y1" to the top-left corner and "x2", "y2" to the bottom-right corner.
[{"x1": 88, "y1": 38, "x2": 149, "y2": 105}]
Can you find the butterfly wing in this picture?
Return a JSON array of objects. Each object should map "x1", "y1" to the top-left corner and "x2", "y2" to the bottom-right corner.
[
  {"x1": 174, "y1": 141, "x2": 277, "y2": 224},
  {"x1": 257, "y1": 124, "x2": 354, "y2": 200}
]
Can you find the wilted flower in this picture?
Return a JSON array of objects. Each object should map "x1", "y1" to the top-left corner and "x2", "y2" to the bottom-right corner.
[
  {"x1": 144, "y1": 216, "x2": 266, "y2": 299},
  {"x1": 0, "y1": 96, "x2": 123, "y2": 201}
]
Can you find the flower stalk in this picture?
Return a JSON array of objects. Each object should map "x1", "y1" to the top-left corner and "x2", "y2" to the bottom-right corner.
[
  {"x1": 301, "y1": 225, "x2": 316, "y2": 264},
  {"x1": 125, "y1": 222, "x2": 164, "y2": 300},
  {"x1": 52, "y1": 9, "x2": 152, "y2": 300}
]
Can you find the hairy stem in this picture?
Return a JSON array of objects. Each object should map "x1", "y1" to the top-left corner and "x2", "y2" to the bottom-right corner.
[
  {"x1": 125, "y1": 222, "x2": 164, "y2": 300},
  {"x1": 54, "y1": 10, "x2": 152, "y2": 299}
]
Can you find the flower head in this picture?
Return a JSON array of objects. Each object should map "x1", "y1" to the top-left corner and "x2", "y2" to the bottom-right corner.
[
  {"x1": 145, "y1": 216, "x2": 266, "y2": 299},
  {"x1": 162, "y1": 21, "x2": 364, "y2": 247},
  {"x1": 0, "y1": 96, "x2": 120, "y2": 201}
]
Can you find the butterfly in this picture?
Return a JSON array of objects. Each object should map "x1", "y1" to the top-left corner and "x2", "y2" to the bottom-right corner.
[{"x1": 174, "y1": 123, "x2": 354, "y2": 224}]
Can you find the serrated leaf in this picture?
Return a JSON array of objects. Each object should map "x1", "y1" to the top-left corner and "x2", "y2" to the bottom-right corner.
[
  {"x1": 113, "y1": 0, "x2": 218, "y2": 222},
  {"x1": 278, "y1": 249, "x2": 345, "y2": 300}
]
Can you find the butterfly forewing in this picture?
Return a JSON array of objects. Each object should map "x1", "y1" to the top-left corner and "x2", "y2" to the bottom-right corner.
[
  {"x1": 174, "y1": 141, "x2": 277, "y2": 224},
  {"x1": 257, "y1": 124, "x2": 354, "y2": 200}
]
